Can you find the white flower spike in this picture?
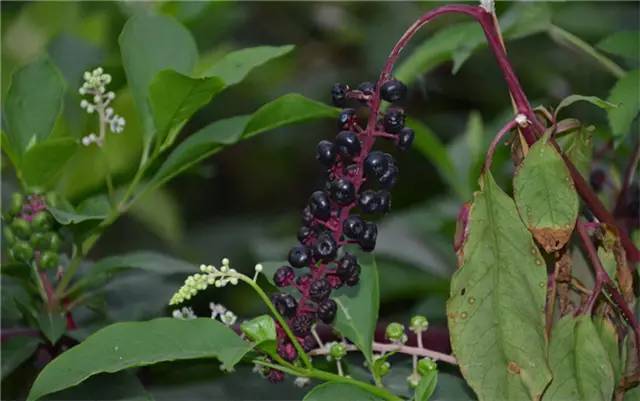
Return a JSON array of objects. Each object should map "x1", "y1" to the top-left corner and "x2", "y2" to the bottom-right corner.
[{"x1": 79, "y1": 67, "x2": 126, "y2": 147}]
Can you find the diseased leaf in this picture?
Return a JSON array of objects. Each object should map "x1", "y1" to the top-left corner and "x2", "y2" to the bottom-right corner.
[
  {"x1": 607, "y1": 69, "x2": 640, "y2": 141},
  {"x1": 202, "y1": 45, "x2": 294, "y2": 86},
  {"x1": 303, "y1": 382, "x2": 385, "y2": 401},
  {"x1": 27, "y1": 318, "x2": 252, "y2": 401},
  {"x1": 333, "y1": 254, "x2": 379, "y2": 367},
  {"x1": 596, "y1": 31, "x2": 639, "y2": 61},
  {"x1": 2, "y1": 336, "x2": 40, "y2": 379},
  {"x1": 542, "y1": 315, "x2": 614, "y2": 401},
  {"x1": 513, "y1": 133, "x2": 579, "y2": 252},
  {"x1": 447, "y1": 172, "x2": 551, "y2": 401},
  {"x1": 20, "y1": 137, "x2": 79, "y2": 188}
]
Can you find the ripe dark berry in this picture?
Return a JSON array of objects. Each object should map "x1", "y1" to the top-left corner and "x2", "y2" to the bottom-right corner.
[
  {"x1": 297, "y1": 226, "x2": 314, "y2": 243},
  {"x1": 331, "y1": 83, "x2": 350, "y2": 107},
  {"x1": 309, "y1": 191, "x2": 331, "y2": 221},
  {"x1": 267, "y1": 369, "x2": 285, "y2": 383},
  {"x1": 302, "y1": 206, "x2": 314, "y2": 226},
  {"x1": 380, "y1": 79, "x2": 407, "y2": 103},
  {"x1": 360, "y1": 222, "x2": 378, "y2": 252},
  {"x1": 382, "y1": 108, "x2": 405, "y2": 134},
  {"x1": 277, "y1": 342, "x2": 298, "y2": 362},
  {"x1": 309, "y1": 278, "x2": 332, "y2": 302},
  {"x1": 318, "y1": 299, "x2": 337, "y2": 324},
  {"x1": 358, "y1": 81, "x2": 375, "y2": 95},
  {"x1": 330, "y1": 178, "x2": 356, "y2": 205},
  {"x1": 337, "y1": 108, "x2": 356, "y2": 129},
  {"x1": 358, "y1": 190, "x2": 380, "y2": 214},
  {"x1": 273, "y1": 294, "x2": 298, "y2": 317},
  {"x1": 314, "y1": 233, "x2": 338, "y2": 262},
  {"x1": 343, "y1": 215, "x2": 365, "y2": 239},
  {"x1": 316, "y1": 140, "x2": 336, "y2": 166},
  {"x1": 302, "y1": 335, "x2": 317, "y2": 352},
  {"x1": 288, "y1": 245, "x2": 312, "y2": 268},
  {"x1": 336, "y1": 253, "x2": 359, "y2": 278},
  {"x1": 378, "y1": 191, "x2": 391, "y2": 214},
  {"x1": 290, "y1": 313, "x2": 315, "y2": 337},
  {"x1": 345, "y1": 270, "x2": 361, "y2": 286},
  {"x1": 364, "y1": 151, "x2": 390, "y2": 178},
  {"x1": 379, "y1": 164, "x2": 399, "y2": 189},
  {"x1": 274, "y1": 266, "x2": 295, "y2": 287},
  {"x1": 397, "y1": 127, "x2": 414, "y2": 151},
  {"x1": 335, "y1": 131, "x2": 361, "y2": 159}
]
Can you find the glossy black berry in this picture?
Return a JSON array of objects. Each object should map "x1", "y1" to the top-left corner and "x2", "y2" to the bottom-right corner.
[
  {"x1": 336, "y1": 253, "x2": 359, "y2": 278},
  {"x1": 345, "y1": 269, "x2": 361, "y2": 286},
  {"x1": 358, "y1": 190, "x2": 380, "y2": 214},
  {"x1": 337, "y1": 108, "x2": 356, "y2": 129},
  {"x1": 380, "y1": 79, "x2": 407, "y2": 103},
  {"x1": 360, "y1": 222, "x2": 378, "y2": 252},
  {"x1": 277, "y1": 342, "x2": 298, "y2": 362},
  {"x1": 302, "y1": 206, "x2": 314, "y2": 226},
  {"x1": 314, "y1": 233, "x2": 338, "y2": 262},
  {"x1": 316, "y1": 140, "x2": 336, "y2": 166},
  {"x1": 309, "y1": 191, "x2": 331, "y2": 221},
  {"x1": 273, "y1": 293, "x2": 298, "y2": 317},
  {"x1": 358, "y1": 81, "x2": 375, "y2": 95},
  {"x1": 274, "y1": 266, "x2": 295, "y2": 287},
  {"x1": 309, "y1": 278, "x2": 332, "y2": 302},
  {"x1": 397, "y1": 127, "x2": 414, "y2": 151},
  {"x1": 379, "y1": 164, "x2": 399, "y2": 189},
  {"x1": 378, "y1": 191, "x2": 391, "y2": 214},
  {"x1": 383, "y1": 108, "x2": 405, "y2": 134},
  {"x1": 364, "y1": 151, "x2": 389, "y2": 178},
  {"x1": 335, "y1": 131, "x2": 361, "y2": 159},
  {"x1": 297, "y1": 226, "x2": 314, "y2": 243},
  {"x1": 288, "y1": 245, "x2": 312, "y2": 268},
  {"x1": 343, "y1": 215, "x2": 365, "y2": 239},
  {"x1": 290, "y1": 313, "x2": 315, "y2": 337},
  {"x1": 318, "y1": 299, "x2": 337, "y2": 324},
  {"x1": 331, "y1": 83, "x2": 350, "y2": 107},
  {"x1": 330, "y1": 178, "x2": 356, "y2": 206},
  {"x1": 302, "y1": 335, "x2": 317, "y2": 352}
]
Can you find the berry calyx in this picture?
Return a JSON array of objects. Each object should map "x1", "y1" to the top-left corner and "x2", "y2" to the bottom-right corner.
[
  {"x1": 318, "y1": 298, "x2": 337, "y2": 323},
  {"x1": 382, "y1": 108, "x2": 405, "y2": 134},
  {"x1": 274, "y1": 266, "x2": 295, "y2": 287},
  {"x1": 397, "y1": 127, "x2": 414, "y2": 151},
  {"x1": 335, "y1": 131, "x2": 361, "y2": 159},
  {"x1": 288, "y1": 245, "x2": 311, "y2": 268},
  {"x1": 309, "y1": 191, "x2": 331, "y2": 221},
  {"x1": 343, "y1": 215, "x2": 365, "y2": 239},
  {"x1": 380, "y1": 79, "x2": 407, "y2": 103}
]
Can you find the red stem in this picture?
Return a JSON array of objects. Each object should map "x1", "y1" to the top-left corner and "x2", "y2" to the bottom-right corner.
[{"x1": 483, "y1": 117, "x2": 520, "y2": 173}]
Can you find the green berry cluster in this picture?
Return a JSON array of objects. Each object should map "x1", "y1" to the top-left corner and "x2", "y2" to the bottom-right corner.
[{"x1": 3, "y1": 192, "x2": 62, "y2": 269}]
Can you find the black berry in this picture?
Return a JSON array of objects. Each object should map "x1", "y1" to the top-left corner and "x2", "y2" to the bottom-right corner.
[
  {"x1": 309, "y1": 278, "x2": 332, "y2": 302},
  {"x1": 336, "y1": 253, "x2": 359, "y2": 278},
  {"x1": 397, "y1": 127, "x2": 414, "y2": 151},
  {"x1": 277, "y1": 342, "x2": 298, "y2": 362},
  {"x1": 309, "y1": 190, "x2": 331, "y2": 221},
  {"x1": 302, "y1": 206, "x2": 314, "y2": 226},
  {"x1": 379, "y1": 164, "x2": 399, "y2": 189},
  {"x1": 314, "y1": 233, "x2": 338, "y2": 262},
  {"x1": 316, "y1": 140, "x2": 336, "y2": 166},
  {"x1": 383, "y1": 108, "x2": 405, "y2": 134},
  {"x1": 297, "y1": 226, "x2": 314, "y2": 243},
  {"x1": 343, "y1": 215, "x2": 365, "y2": 239},
  {"x1": 335, "y1": 131, "x2": 361, "y2": 159},
  {"x1": 358, "y1": 81, "x2": 375, "y2": 95},
  {"x1": 337, "y1": 108, "x2": 356, "y2": 129},
  {"x1": 364, "y1": 151, "x2": 389, "y2": 178},
  {"x1": 267, "y1": 369, "x2": 285, "y2": 383},
  {"x1": 331, "y1": 83, "x2": 350, "y2": 107},
  {"x1": 318, "y1": 299, "x2": 337, "y2": 324},
  {"x1": 380, "y1": 79, "x2": 407, "y2": 102},
  {"x1": 290, "y1": 313, "x2": 315, "y2": 337},
  {"x1": 358, "y1": 190, "x2": 380, "y2": 214},
  {"x1": 360, "y1": 222, "x2": 378, "y2": 252},
  {"x1": 274, "y1": 266, "x2": 295, "y2": 287},
  {"x1": 345, "y1": 269, "x2": 361, "y2": 286},
  {"x1": 330, "y1": 178, "x2": 356, "y2": 205},
  {"x1": 302, "y1": 335, "x2": 317, "y2": 352},
  {"x1": 273, "y1": 293, "x2": 298, "y2": 317},
  {"x1": 288, "y1": 245, "x2": 312, "y2": 268},
  {"x1": 377, "y1": 191, "x2": 391, "y2": 213}
]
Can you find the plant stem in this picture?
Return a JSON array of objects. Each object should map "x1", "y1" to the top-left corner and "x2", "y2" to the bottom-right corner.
[
  {"x1": 310, "y1": 342, "x2": 457, "y2": 365},
  {"x1": 483, "y1": 116, "x2": 521, "y2": 173},
  {"x1": 614, "y1": 139, "x2": 640, "y2": 219}
]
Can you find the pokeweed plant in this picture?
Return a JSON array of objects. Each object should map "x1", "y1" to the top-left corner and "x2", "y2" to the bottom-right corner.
[{"x1": 15, "y1": 2, "x2": 640, "y2": 401}]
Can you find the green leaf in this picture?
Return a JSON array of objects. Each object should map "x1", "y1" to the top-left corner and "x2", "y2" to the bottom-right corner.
[
  {"x1": 593, "y1": 318, "x2": 622, "y2": 384},
  {"x1": 596, "y1": 31, "x2": 639, "y2": 61},
  {"x1": 118, "y1": 14, "x2": 197, "y2": 145},
  {"x1": 20, "y1": 137, "x2": 79, "y2": 188},
  {"x1": 202, "y1": 45, "x2": 294, "y2": 86},
  {"x1": 44, "y1": 371, "x2": 152, "y2": 401},
  {"x1": 554, "y1": 94, "x2": 617, "y2": 120},
  {"x1": 4, "y1": 59, "x2": 65, "y2": 154},
  {"x1": 415, "y1": 370, "x2": 438, "y2": 401},
  {"x1": 47, "y1": 194, "x2": 110, "y2": 225},
  {"x1": 240, "y1": 315, "x2": 276, "y2": 354},
  {"x1": 148, "y1": 93, "x2": 338, "y2": 190},
  {"x1": 128, "y1": 187, "x2": 184, "y2": 246},
  {"x1": 607, "y1": 69, "x2": 640, "y2": 141},
  {"x1": 2, "y1": 130, "x2": 20, "y2": 169},
  {"x1": 333, "y1": 254, "x2": 379, "y2": 366},
  {"x1": 513, "y1": 133, "x2": 579, "y2": 252},
  {"x1": 27, "y1": 318, "x2": 252, "y2": 401},
  {"x1": 303, "y1": 382, "x2": 385, "y2": 401},
  {"x1": 37, "y1": 311, "x2": 66, "y2": 344},
  {"x1": 447, "y1": 172, "x2": 551, "y2": 401},
  {"x1": 149, "y1": 69, "x2": 225, "y2": 149},
  {"x1": 542, "y1": 315, "x2": 614, "y2": 401},
  {"x1": 561, "y1": 125, "x2": 593, "y2": 178},
  {"x1": 2, "y1": 336, "x2": 40, "y2": 379}
]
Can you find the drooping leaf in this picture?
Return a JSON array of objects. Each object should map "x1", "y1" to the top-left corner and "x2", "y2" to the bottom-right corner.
[
  {"x1": 37, "y1": 311, "x2": 66, "y2": 345},
  {"x1": 1, "y1": 336, "x2": 40, "y2": 379},
  {"x1": 48, "y1": 194, "x2": 110, "y2": 225},
  {"x1": 542, "y1": 315, "x2": 614, "y2": 401},
  {"x1": 593, "y1": 317, "x2": 622, "y2": 384},
  {"x1": 607, "y1": 69, "x2": 640, "y2": 141},
  {"x1": 333, "y1": 254, "x2": 379, "y2": 367},
  {"x1": 561, "y1": 125, "x2": 593, "y2": 178},
  {"x1": 27, "y1": 318, "x2": 252, "y2": 401},
  {"x1": 149, "y1": 70, "x2": 225, "y2": 149},
  {"x1": 4, "y1": 59, "x2": 65, "y2": 154},
  {"x1": 240, "y1": 315, "x2": 277, "y2": 354},
  {"x1": 20, "y1": 137, "x2": 79, "y2": 188},
  {"x1": 118, "y1": 14, "x2": 198, "y2": 145},
  {"x1": 415, "y1": 370, "x2": 438, "y2": 401},
  {"x1": 447, "y1": 172, "x2": 551, "y2": 401},
  {"x1": 513, "y1": 133, "x2": 579, "y2": 252},
  {"x1": 202, "y1": 45, "x2": 294, "y2": 86},
  {"x1": 303, "y1": 382, "x2": 385, "y2": 401},
  {"x1": 554, "y1": 94, "x2": 617, "y2": 120},
  {"x1": 596, "y1": 31, "x2": 640, "y2": 61},
  {"x1": 44, "y1": 371, "x2": 152, "y2": 401}
]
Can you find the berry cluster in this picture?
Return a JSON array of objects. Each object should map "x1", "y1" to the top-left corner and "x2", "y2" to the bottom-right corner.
[
  {"x1": 3, "y1": 192, "x2": 63, "y2": 270},
  {"x1": 269, "y1": 77, "x2": 414, "y2": 372}
]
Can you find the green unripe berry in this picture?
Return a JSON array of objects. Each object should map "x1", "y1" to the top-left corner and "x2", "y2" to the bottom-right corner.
[
  {"x1": 40, "y1": 251, "x2": 59, "y2": 269},
  {"x1": 30, "y1": 232, "x2": 48, "y2": 248},
  {"x1": 11, "y1": 218, "x2": 31, "y2": 239},
  {"x1": 407, "y1": 372, "x2": 421, "y2": 389},
  {"x1": 329, "y1": 342, "x2": 347, "y2": 360},
  {"x1": 13, "y1": 240, "x2": 34, "y2": 262},
  {"x1": 31, "y1": 212, "x2": 51, "y2": 232},
  {"x1": 385, "y1": 322, "x2": 405, "y2": 342},
  {"x1": 3, "y1": 227, "x2": 16, "y2": 245},
  {"x1": 373, "y1": 358, "x2": 391, "y2": 377},
  {"x1": 47, "y1": 233, "x2": 62, "y2": 252},
  {"x1": 410, "y1": 315, "x2": 429, "y2": 332},
  {"x1": 9, "y1": 193, "x2": 24, "y2": 215},
  {"x1": 417, "y1": 358, "x2": 437, "y2": 376}
]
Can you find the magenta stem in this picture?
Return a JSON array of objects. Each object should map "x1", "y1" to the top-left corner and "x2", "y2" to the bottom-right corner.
[{"x1": 483, "y1": 117, "x2": 520, "y2": 173}]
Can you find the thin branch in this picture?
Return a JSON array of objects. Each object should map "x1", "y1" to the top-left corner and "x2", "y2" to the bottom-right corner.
[
  {"x1": 483, "y1": 116, "x2": 522, "y2": 173},
  {"x1": 309, "y1": 342, "x2": 457, "y2": 366}
]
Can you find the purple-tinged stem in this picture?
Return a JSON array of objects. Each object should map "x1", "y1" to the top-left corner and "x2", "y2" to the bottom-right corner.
[{"x1": 483, "y1": 117, "x2": 520, "y2": 173}]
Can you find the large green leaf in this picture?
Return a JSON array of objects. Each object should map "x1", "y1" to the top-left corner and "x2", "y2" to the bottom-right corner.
[
  {"x1": 542, "y1": 315, "x2": 614, "y2": 401},
  {"x1": 37, "y1": 311, "x2": 67, "y2": 345},
  {"x1": 513, "y1": 133, "x2": 579, "y2": 252},
  {"x1": 4, "y1": 59, "x2": 65, "y2": 154},
  {"x1": 333, "y1": 254, "x2": 379, "y2": 367},
  {"x1": 20, "y1": 137, "x2": 78, "y2": 188},
  {"x1": 149, "y1": 70, "x2": 225, "y2": 149},
  {"x1": 553, "y1": 94, "x2": 616, "y2": 120},
  {"x1": 447, "y1": 172, "x2": 551, "y2": 401},
  {"x1": 118, "y1": 14, "x2": 197, "y2": 145},
  {"x1": 596, "y1": 31, "x2": 639, "y2": 61},
  {"x1": 44, "y1": 371, "x2": 152, "y2": 401},
  {"x1": 27, "y1": 318, "x2": 252, "y2": 401},
  {"x1": 303, "y1": 382, "x2": 385, "y2": 401},
  {"x1": 607, "y1": 69, "x2": 640, "y2": 141},
  {"x1": 1, "y1": 336, "x2": 40, "y2": 379},
  {"x1": 47, "y1": 194, "x2": 110, "y2": 225},
  {"x1": 202, "y1": 45, "x2": 294, "y2": 86}
]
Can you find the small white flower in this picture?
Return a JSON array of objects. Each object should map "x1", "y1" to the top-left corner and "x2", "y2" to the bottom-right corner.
[
  {"x1": 221, "y1": 310, "x2": 237, "y2": 326},
  {"x1": 254, "y1": 264, "x2": 263, "y2": 273},
  {"x1": 294, "y1": 377, "x2": 310, "y2": 388},
  {"x1": 209, "y1": 303, "x2": 227, "y2": 318}
]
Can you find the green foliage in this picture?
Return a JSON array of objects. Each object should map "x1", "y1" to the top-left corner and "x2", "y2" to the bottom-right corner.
[
  {"x1": 561, "y1": 125, "x2": 593, "y2": 177},
  {"x1": 20, "y1": 138, "x2": 78, "y2": 188},
  {"x1": 201, "y1": 45, "x2": 294, "y2": 85},
  {"x1": 27, "y1": 318, "x2": 252, "y2": 401},
  {"x1": 448, "y1": 173, "x2": 551, "y2": 401},
  {"x1": 1, "y1": 337, "x2": 41, "y2": 380},
  {"x1": 414, "y1": 370, "x2": 438, "y2": 401},
  {"x1": 36, "y1": 311, "x2": 66, "y2": 345},
  {"x1": 303, "y1": 382, "x2": 386, "y2": 401},
  {"x1": 607, "y1": 69, "x2": 640, "y2": 141},
  {"x1": 596, "y1": 31, "x2": 639, "y2": 61}
]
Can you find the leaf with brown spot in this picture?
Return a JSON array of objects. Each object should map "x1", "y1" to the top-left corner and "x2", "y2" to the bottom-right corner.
[{"x1": 513, "y1": 132, "x2": 579, "y2": 252}]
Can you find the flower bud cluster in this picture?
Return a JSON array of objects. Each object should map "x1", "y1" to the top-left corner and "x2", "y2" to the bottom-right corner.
[
  {"x1": 79, "y1": 67, "x2": 125, "y2": 147},
  {"x1": 169, "y1": 258, "x2": 239, "y2": 305}
]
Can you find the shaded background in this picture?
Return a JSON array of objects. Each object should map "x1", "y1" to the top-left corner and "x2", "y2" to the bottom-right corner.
[{"x1": 2, "y1": 1, "x2": 638, "y2": 400}]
